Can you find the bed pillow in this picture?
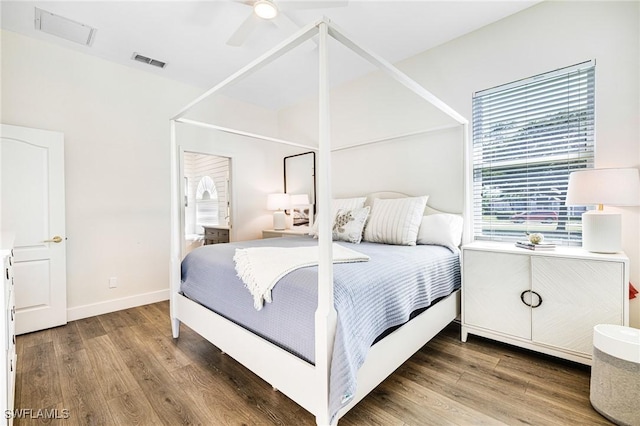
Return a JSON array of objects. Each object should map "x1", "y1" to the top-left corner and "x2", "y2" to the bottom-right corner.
[
  {"x1": 363, "y1": 196, "x2": 428, "y2": 246},
  {"x1": 332, "y1": 206, "x2": 370, "y2": 244},
  {"x1": 311, "y1": 197, "x2": 367, "y2": 237},
  {"x1": 417, "y1": 213, "x2": 464, "y2": 250}
]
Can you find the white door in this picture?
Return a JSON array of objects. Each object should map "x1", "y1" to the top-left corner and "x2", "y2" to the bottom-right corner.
[
  {"x1": 1, "y1": 124, "x2": 67, "y2": 334},
  {"x1": 463, "y1": 250, "x2": 532, "y2": 339},
  {"x1": 531, "y1": 256, "x2": 623, "y2": 355}
]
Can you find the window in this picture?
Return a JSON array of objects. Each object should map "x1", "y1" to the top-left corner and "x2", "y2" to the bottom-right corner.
[
  {"x1": 472, "y1": 61, "x2": 595, "y2": 244},
  {"x1": 196, "y1": 176, "x2": 219, "y2": 226},
  {"x1": 183, "y1": 152, "x2": 231, "y2": 236}
]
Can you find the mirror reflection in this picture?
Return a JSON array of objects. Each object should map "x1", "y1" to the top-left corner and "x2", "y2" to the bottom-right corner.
[{"x1": 284, "y1": 152, "x2": 316, "y2": 227}]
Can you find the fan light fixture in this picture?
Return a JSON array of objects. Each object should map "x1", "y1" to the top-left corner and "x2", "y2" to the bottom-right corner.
[{"x1": 254, "y1": 0, "x2": 278, "y2": 19}]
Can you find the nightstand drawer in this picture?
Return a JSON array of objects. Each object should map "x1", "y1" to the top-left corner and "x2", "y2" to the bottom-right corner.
[{"x1": 203, "y1": 227, "x2": 229, "y2": 245}]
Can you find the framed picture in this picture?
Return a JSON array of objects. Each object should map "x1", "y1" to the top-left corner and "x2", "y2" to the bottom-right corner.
[{"x1": 292, "y1": 204, "x2": 313, "y2": 227}]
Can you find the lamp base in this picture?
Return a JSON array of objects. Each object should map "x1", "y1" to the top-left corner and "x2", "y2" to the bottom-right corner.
[
  {"x1": 273, "y1": 211, "x2": 286, "y2": 231},
  {"x1": 582, "y1": 210, "x2": 622, "y2": 253}
]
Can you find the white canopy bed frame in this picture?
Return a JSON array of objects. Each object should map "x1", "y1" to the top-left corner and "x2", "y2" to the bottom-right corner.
[{"x1": 170, "y1": 17, "x2": 468, "y2": 425}]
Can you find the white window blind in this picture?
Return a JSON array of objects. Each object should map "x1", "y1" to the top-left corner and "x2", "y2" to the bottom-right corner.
[{"x1": 472, "y1": 60, "x2": 595, "y2": 244}]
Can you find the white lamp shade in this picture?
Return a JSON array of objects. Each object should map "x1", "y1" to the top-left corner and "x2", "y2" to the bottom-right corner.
[
  {"x1": 290, "y1": 194, "x2": 310, "y2": 206},
  {"x1": 566, "y1": 167, "x2": 639, "y2": 253},
  {"x1": 566, "y1": 168, "x2": 640, "y2": 206},
  {"x1": 267, "y1": 193, "x2": 290, "y2": 211}
]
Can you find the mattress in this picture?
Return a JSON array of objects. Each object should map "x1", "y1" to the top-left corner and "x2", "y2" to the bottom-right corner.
[{"x1": 180, "y1": 236, "x2": 460, "y2": 418}]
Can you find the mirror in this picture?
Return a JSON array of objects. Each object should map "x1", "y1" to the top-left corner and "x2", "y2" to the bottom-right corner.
[{"x1": 284, "y1": 152, "x2": 316, "y2": 227}]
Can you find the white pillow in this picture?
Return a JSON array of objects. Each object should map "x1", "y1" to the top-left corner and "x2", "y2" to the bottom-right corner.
[
  {"x1": 311, "y1": 197, "x2": 366, "y2": 237},
  {"x1": 417, "y1": 213, "x2": 464, "y2": 250},
  {"x1": 363, "y1": 196, "x2": 428, "y2": 246},
  {"x1": 332, "y1": 206, "x2": 370, "y2": 244}
]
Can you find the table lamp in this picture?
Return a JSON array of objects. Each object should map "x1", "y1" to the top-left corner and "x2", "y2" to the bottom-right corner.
[
  {"x1": 267, "y1": 193, "x2": 290, "y2": 230},
  {"x1": 290, "y1": 194, "x2": 310, "y2": 207},
  {"x1": 566, "y1": 168, "x2": 640, "y2": 253}
]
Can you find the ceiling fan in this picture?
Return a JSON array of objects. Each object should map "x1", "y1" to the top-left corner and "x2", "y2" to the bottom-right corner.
[{"x1": 227, "y1": 0, "x2": 348, "y2": 47}]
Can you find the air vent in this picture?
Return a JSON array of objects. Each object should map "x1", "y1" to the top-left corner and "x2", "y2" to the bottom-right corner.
[
  {"x1": 132, "y1": 53, "x2": 167, "y2": 69},
  {"x1": 34, "y1": 8, "x2": 96, "y2": 46}
]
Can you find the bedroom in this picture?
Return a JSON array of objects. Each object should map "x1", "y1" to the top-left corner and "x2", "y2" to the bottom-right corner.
[{"x1": 1, "y1": 0, "x2": 639, "y2": 424}]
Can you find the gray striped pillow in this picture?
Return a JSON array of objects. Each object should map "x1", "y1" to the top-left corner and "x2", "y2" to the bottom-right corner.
[{"x1": 363, "y1": 196, "x2": 428, "y2": 245}]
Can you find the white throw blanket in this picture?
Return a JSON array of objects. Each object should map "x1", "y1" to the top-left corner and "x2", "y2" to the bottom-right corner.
[{"x1": 234, "y1": 243, "x2": 370, "y2": 310}]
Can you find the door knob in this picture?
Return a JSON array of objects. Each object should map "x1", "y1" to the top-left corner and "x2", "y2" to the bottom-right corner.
[{"x1": 44, "y1": 236, "x2": 63, "y2": 243}]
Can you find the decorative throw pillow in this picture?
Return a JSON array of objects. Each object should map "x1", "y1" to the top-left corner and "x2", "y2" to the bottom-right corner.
[
  {"x1": 363, "y1": 196, "x2": 428, "y2": 246},
  {"x1": 332, "y1": 206, "x2": 370, "y2": 244},
  {"x1": 312, "y1": 197, "x2": 367, "y2": 237},
  {"x1": 417, "y1": 213, "x2": 464, "y2": 251}
]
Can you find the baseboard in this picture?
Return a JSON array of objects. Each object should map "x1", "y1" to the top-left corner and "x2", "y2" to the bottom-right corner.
[{"x1": 66, "y1": 289, "x2": 170, "y2": 322}]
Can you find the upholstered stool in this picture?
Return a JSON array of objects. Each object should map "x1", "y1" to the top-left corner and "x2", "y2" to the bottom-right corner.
[{"x1": 590, "y1": 324, "x2": 640, "y2": 426}]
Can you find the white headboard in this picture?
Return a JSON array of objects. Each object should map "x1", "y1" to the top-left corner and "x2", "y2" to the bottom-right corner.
[{"x1": 363, "y1": 191, "x2": 459, "y2": 215}]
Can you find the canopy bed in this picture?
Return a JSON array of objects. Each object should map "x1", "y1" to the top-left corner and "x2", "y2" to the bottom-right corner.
[{"x1": 170, "y1": 17, "x2": 469, "y2": 425}]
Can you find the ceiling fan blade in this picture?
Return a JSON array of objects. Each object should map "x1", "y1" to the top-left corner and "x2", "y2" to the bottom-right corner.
[
  {"x1": 231, "y1": 0, "x2": 256, "y2": 6},
  {"x1": 272, "y1": 12, "x2": 300, "y2": 35},
  {"x1": 227, "y1": 13, "x2": 261, "y2": 46},
  {"x1": 279, "y1": 1, "x2": 348, "y2": 11}
]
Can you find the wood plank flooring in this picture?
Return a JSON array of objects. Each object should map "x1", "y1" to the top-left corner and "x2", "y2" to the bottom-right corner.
[{"x1": 13, "y1": 301, "x2": 612, "y2": 425}]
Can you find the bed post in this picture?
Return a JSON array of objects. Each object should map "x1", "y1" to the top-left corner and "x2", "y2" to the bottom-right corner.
[
  {"x1": 315, "y1": 17, "x2": 338, "y2": 426},
  {"x1": 169, "y1": 119, "x2": 181, "y2": 338}
]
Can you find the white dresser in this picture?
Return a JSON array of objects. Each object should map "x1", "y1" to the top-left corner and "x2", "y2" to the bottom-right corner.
[
  {"x1": 461, "y1": 241, "x2": 629, "y2": 365},
  {"x1": 0, "y1": 234, "x2": 16, "y2": 425}
]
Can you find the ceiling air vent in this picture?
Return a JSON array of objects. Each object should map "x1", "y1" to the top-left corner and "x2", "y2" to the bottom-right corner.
[
  {"x1": 34, "y1": 8, "x2": 96, "y2": 46},
  {"x1": 132, "y1": 53, "x2": 167, "y2": 69}
]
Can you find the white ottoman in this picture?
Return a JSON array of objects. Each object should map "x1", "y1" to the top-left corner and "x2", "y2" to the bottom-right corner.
[{"x1": 590, "y1": 324, "x2": 640, "y2": 426}]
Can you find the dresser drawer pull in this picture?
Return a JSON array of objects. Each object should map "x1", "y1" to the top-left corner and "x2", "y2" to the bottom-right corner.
[
  {"x1": 520, "y1": 290, "x2": 543, "y2": 308},
  {"x1": 5, "y1": 268, "x2": 8, "y2": 280},
  {"x1": 530, "y1": 291, "x2": 543, "y2": 308}
]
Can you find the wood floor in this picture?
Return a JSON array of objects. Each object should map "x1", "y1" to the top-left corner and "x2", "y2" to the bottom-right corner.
[{"x1": 14, "y1": 301, "x2": 612, "y2": 425}]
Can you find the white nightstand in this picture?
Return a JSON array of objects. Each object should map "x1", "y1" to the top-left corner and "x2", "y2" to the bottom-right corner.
[
  {"x1": 262, "y1": 227, "x2": 310, "y2": 238},
  {"x1": 461, "y1": 241, "x2": 629, "y2": 365}
]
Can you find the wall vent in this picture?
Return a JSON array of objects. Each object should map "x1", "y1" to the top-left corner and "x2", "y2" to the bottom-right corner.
[
  {"x1": 132, "y1": 53, "x2": 167, "y2": 69},
  {"x1": 35, "y1": 8, "x2": 96, "y2": 46}
]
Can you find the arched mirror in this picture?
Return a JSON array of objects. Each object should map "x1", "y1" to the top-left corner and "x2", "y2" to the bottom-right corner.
[{"x1": 284, "y1": 152, "x2": 316, "y2": 227}]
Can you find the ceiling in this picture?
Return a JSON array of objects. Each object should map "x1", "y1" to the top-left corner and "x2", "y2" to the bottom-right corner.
[{"x1": 1, "y1": 1, "x2": 541, "y2": 110}]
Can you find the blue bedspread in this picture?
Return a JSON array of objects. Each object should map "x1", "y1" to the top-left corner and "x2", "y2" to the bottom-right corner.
[{"x1": 181, "y1": 236, "x2": 460, "y2": 420}]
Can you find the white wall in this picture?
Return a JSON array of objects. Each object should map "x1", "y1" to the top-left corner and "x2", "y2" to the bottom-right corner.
[
  {"x1": 0, "y1": 29, "x2": 295, "y2": 320},
  {"x1": 280, "y1": 1, "x2": 640, "y2": 325},
  {"x1": 329, "y1": 128, "x2": 464, "y2": 213}
]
